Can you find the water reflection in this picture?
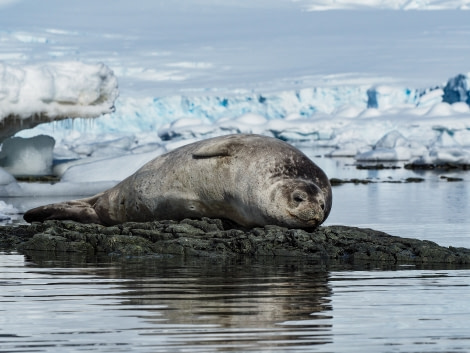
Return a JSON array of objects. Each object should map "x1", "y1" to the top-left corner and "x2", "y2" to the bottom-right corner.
[
  {"x1": 121, "y1": 259, "x2": 334, "y2": 350},
  {"x1": 2, "y1": 252, "x2": 336, "y2": 352},
  {"x1": 1, "y1": 251, "x2": 469, "y2": 352}
]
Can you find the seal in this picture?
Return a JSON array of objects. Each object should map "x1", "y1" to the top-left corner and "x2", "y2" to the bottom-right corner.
[{"x1": 24, "y1": 134, "x2": 332, "y2": 229}]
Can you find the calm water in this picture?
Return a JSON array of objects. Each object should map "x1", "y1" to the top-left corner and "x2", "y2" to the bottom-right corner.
[
  {"x1": 1, "y1": 252, "x2": 469, "y2": 353},
  {"x1": 1, "y1": 156, "x2": 470, "y2": 352},
  {"x1": 314, "y1": 155, "x2": 470, "y2": 248}
]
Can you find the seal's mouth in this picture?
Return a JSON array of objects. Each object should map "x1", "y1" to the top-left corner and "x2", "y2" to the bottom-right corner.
[{"x1": 287, "y1": 210, "x2": 323, "y2": 226}]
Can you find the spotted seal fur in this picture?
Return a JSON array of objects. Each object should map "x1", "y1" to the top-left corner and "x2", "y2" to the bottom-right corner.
[{"x1": 24, "y1": 134, "x2": 332, "y2": 229}]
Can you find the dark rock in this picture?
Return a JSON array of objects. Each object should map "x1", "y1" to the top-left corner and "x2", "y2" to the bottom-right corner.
[
  {"x1": 1, "y1": 219, "x2": 470, "y2": 265},
  {"x1": 405, "y1": 163, "x2": 470, "y2": 171},
  {"x1": 329, "y1": 178, "x2": 346, "y2": 186},
  {"x1": 329, "y1": 178, "x2": 374, "y2": 185},
  {"x1": 440, "y1": 176, "x2": 464, "y2": 182},
  {"x1": 405, "y1": 177, "x2": 425, "y2": 183},
  {"x1": 356, "y1": 164, "x2": 401, "y2": 170},
  {"x1": 15, "y1": 175, "x2": 60, "y2": 183}
]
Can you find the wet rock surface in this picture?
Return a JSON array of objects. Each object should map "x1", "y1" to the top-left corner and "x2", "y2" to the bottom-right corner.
[
  {"x1": 404, "y1": 163, "x2": 470, "y2": 171},
  {"x1": 1, "y1": 218, "x2": 469, "y2": 264}
]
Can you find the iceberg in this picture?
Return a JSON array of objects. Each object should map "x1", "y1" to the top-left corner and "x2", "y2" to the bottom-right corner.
[
  {"x1": 355, "y1": 131, "x2": 426, "y2": 162},
  {"x1": 411, "y1": 129, "x2": 470, "y2": 165},
  {"x1": 0, "y1": 61, "x2": 118, "y2": 141}
]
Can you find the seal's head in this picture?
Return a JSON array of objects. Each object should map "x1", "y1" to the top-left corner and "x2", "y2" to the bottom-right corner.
[{"x1": 268, "y1": 179, "x2": 329, "y2": 228}]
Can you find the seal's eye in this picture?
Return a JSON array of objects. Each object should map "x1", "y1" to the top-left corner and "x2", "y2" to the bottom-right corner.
[{"x1": 292, "y1": 191, "x2": 307, "y2": 203}]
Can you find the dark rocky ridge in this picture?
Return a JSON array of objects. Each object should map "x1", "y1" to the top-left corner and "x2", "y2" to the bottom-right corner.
[{"x1": 1, "y1": 218, "x2": 469, "y2": 265}]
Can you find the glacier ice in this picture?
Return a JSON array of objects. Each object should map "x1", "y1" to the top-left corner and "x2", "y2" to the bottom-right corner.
[
  {"x1": 442, "y1": 74, "x2": 470, "y2": 105},
  {"x1": 1, "y1": 71, "x2": 469, "y2": 186},
  {"x1": 17, "y1": 73, "x2": 470, "y2": 143}
]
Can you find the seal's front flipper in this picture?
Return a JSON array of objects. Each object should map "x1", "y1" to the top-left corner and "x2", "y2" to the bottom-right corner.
[{"x1": 23, "y1": 195, "x2": 103, "y2": 224}]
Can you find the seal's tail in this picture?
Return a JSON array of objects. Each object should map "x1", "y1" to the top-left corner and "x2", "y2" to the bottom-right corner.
[{"x1": 23, "y1": 195, "x2": 102, "y2": 224}]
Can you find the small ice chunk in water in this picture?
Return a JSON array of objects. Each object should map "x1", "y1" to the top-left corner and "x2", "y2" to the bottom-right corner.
[
  {"x1": 0, "y1": 199, "x2": 19, "y2": 221},
  {"x1": 0, "y1": 167, "x2": 16, "y2": 185},
  {"x1": 0, "y1": 167, "x2": 22, "y2": 198},
  {"x1": 0, "y1": 135, "x2": 55, "y2": 176},
  {"x1": 355, "y1": 130, "x2": 426, "y2": 161}
]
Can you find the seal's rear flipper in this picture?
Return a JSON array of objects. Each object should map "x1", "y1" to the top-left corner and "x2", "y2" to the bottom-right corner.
[{"x1": 23, "y1": 195, "x2": 103, "y2": 224}]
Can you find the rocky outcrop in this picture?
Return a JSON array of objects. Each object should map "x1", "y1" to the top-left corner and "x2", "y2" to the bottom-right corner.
[{"x1": 1, "y1": 218, "x2": 469, "y2": 265}]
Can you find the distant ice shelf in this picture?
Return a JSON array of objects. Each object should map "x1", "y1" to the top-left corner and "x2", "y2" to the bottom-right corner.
[{"x1": 16, "y1": 72, "x2": 470, "y2": 141}]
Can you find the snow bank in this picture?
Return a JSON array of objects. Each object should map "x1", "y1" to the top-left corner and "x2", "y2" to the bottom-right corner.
[
  {"x1": 0, "y1": 139, "x2": 167, "y2": 198},
  {"x1": 61, "y1": 147, "x2": 166, "y2": 183},
  {"x1": 0, "y1": 161, "x2": 118, "y2": 197},
  {"x1": 0, "y1": 61, "x2": 118, "y2": 141}
]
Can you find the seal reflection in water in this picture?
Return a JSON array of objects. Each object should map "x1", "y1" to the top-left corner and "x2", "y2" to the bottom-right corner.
[{"x1": 24, "y1": 134, "x2": 332, "y2": 229}]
